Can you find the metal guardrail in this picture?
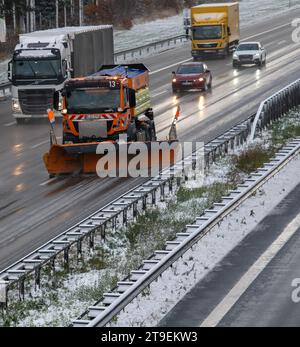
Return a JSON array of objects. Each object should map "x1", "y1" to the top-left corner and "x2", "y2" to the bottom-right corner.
[
  {"x1": 0, "y1": 81, "x2": 11, "y2": 100},
  {"x1": 114, "y1": 35, "x2": 187, "y2": 62},
  {"x1": 74, "y1": 137, "x2": 300, "y2": 327},
  {"x1": 251, "y1": 78, "x2": 300, "y2": 141}
]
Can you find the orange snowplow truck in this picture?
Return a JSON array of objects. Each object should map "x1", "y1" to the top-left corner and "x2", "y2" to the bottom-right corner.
[
  {"x1": 61, "y1": 64, "x2": 156, "y2": 144},
  {"x1": 43, "y1": 64, "x2": 180, "y2": 176}
]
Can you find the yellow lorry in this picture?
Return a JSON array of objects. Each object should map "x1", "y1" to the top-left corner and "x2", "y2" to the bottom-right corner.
[{"x1": 190, "y1": 2, "x2": 240, "y2": 59}]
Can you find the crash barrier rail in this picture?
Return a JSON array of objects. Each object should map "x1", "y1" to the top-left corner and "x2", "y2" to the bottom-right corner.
[
  {"x1": 251, "y1": 78, "x2": 300, "y2": 141},
  {"x1": 114, "y1": 35, "x2": 188, "y2": 62},
  {"x1": 0, "y1": 78, "x2": 299, "y2": 319},
  {"x1": 74, "y1": 138, "x2": 300, "y2": 327},
  {"x1": 0, "y1": 81, "x2": 11, "y2": 100}
]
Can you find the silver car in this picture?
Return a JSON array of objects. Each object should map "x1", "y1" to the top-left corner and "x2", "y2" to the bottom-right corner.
[{"x1": 233, "y1": 42, "x2": 267, "y2": 68}]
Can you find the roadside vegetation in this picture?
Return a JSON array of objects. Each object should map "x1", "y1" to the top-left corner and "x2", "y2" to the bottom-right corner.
[{"x1": 1, "y1": 107, "x2": 300, "y2": 327}]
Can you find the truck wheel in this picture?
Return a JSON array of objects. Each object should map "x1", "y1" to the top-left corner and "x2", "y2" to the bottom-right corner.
[
  {"x1": 208, "y1": 77, "x2": 212, "y2": 89},
  {"x1": 232, "y1": 62, "x2": 239, "y2": 68},
  {"x1": 16, "y1": 118, "x2": 26, "y2": 125},
  {"x1": 127, "y1": 122, "x2": 137, "y2": 142},
  {"x1": 145, "y1": 109, "x2": 154, "y2": 121}
]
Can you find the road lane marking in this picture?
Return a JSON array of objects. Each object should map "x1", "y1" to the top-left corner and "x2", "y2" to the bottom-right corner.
[
  {"x1": 31, "y1": 137, "x2": 62, "y2": 149},
  {"x1": 150, "y1": 58, "x2": 193, "y2": 75},
  {"x1": 4, "y1": 122, "x2": 15, "y2": 127},
  {"x1": 242, "y1": 22, "x2": 291, "y2": 41},
  {"x1": 152, "y1": 90, "x2": 168, "y2": 97},
  {"x1": 40, "y1": 178, "x2": 57, "y2": 186},
  {"x1": 200, "y1": 212, "x2": 300, "y2": 327},
  {"x1": 31, "y1": 140, "x2": 49, "y2": 149}
]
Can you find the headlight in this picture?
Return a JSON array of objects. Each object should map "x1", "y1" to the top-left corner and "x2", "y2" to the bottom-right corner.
[
  {"x1": 254, "y1": 53, "x2": 260, "y2": 58},
  {"x1": 62, "y1": 109, "x2": 68, "y2": 115},
  {"x1": 12, "y1": 100, "x2": 21, "y2": 112},
  {"x1": 172, "y1": 78, "x2": 177, "y2": 83},
  {"x1": 233, "y1": 53, "x2": 238, "y2": 59},
  {"x1": 199, "y1": 78, "x2": 204, "y2": 82}
]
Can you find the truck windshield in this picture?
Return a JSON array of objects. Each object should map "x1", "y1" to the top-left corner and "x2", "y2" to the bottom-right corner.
[
  {"x1": 66, "y1": 88, "x2": 120, "y2": 113},
  {"x1": 13, "y1": 58, "x2": 61, "y2": 80},
  {"x1": 193, "y1": 25, "x2": 222, "y2": 40}
]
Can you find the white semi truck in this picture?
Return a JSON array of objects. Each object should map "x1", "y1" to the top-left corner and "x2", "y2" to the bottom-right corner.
[{"x1": 8, "y1": 26, "x2": 114, "y2": 123}]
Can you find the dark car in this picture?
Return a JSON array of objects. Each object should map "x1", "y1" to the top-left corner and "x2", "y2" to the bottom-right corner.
[{"x1": 172, "y1": 62, "x2": 212, "y2": 93}]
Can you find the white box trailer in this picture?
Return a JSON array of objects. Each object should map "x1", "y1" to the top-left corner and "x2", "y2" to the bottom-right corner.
[{"x1": 8, "y1": 26, "x2": 114, "y2": 122}]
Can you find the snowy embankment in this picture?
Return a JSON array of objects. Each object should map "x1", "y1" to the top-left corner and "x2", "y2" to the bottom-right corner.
[{"x1": 112, "y1": 148, "x2": 300, "y2": 327}]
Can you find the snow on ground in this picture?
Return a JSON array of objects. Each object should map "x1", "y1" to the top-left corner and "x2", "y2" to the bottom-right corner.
[{"x1": 111, "y1": 144, "x2": 300, "y2": 327}]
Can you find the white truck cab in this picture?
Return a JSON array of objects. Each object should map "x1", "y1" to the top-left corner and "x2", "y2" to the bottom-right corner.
[{"x1": 8, "y1": 26, "x2": 114, "y2": 123}]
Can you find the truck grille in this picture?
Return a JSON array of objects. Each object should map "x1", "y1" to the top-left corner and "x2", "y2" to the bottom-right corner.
[
  {"x1": 197, "y1": 43, "x2": 218, "y2": 48},
  {"x1": 73, "y1": 120, "x2": 114, "y2": 137},
  {"x1": 18, "y1": 89, "x2": 55, "y2": 115},
  {"x1": 239, "y1": 55, "x2": 253, "y2": 60}
]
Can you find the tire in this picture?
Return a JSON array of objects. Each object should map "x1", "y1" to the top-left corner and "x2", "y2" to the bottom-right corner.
[
  {"x1": 16, "y1": 118, "x2": 26, "y2": 125},
  {"x1": 203, "y1": 81, "x2": 208, "y2": 92},
  {"x1": 207, "y1": 77, "x2": 212, "y2": 89},
  {"x1": 256, "y1": 59, "x2": 263, "y2": 67},
  {"x1": 232, "y1": 62, "x2": 238, "y2": 68}
]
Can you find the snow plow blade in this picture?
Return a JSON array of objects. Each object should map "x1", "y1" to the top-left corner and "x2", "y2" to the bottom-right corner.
[{"x1": 43, "y1": 141, "x2": 180, "y2": 176}]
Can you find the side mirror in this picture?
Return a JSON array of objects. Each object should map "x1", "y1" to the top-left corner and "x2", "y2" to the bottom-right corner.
[
  {"x1": 172, "y1": 71, "x2": 176, "y2": 75},
  {"x1": 206, "y1": 69, "x2": 210, "y2": 73},
  {"x1": 8, "y1": 61, "x2": 12, "y2": 82},
  {"x1": 53, "y1": 91, "x2": 60, "y2": 111},
  {"x1": 128, "y1": 88, "x2": 136, "y2": 108}
]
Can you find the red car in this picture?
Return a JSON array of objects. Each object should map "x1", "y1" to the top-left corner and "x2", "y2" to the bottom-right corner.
[{"x1": 172, "y1": 62, "x2": 212, "y2": 93}]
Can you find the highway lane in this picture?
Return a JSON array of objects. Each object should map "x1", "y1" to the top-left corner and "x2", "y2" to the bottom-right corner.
[
  {"x1": 160, "y1": 184, "x2": 300, "y2": 327},
  {"x1": 1, "y1": 8, "x2": 300, "y2": 270}
]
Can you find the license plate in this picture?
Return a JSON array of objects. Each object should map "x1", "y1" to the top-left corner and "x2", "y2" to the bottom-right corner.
[
  {"x1": 182, "y1": 81, "x2": 193, "y2": 86},
  {"x1": 79, "y1": 120, "x2": 108, "y2": 139}
]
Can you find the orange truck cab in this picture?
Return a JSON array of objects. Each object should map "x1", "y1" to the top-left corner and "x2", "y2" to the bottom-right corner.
[{"x1": 61, "y1": 64, "x2": 155, "y2": 144}]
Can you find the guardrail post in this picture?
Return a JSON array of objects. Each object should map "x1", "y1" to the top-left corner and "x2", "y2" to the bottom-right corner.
[
  {"x1": 77, "y1": 239, "x2": 83, "y2": 262},
  {"x1": 133, "y1": 202, "x2": 138, "y2": 219},
  {"x1": 151, "y1": 191, "x2": 156, "y2": 205},
  {"x1": 19, "y1": 279, "x2": 25, "y2": 301},
  {"x1": 160, "y1": 184, "x2": 165, "y2": 202},
  {"x1": 89, "y1": 232, "x2": 95, "y2": 252},
  {"x1": 123, "y1": 208, "x2": 128, "y2": 225},
  {"x1": 64, "y1": 247, "x2": 70, "y2": 269},
  {"x1": 142, "y1": 196, "x2": 147, "y2": 211},
  {"x1": 0, "y1": 281, "x2": 8, "y2": 306},
  {"x1": 35, "y1": 267, "x2": 41, "y2": 290}
]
